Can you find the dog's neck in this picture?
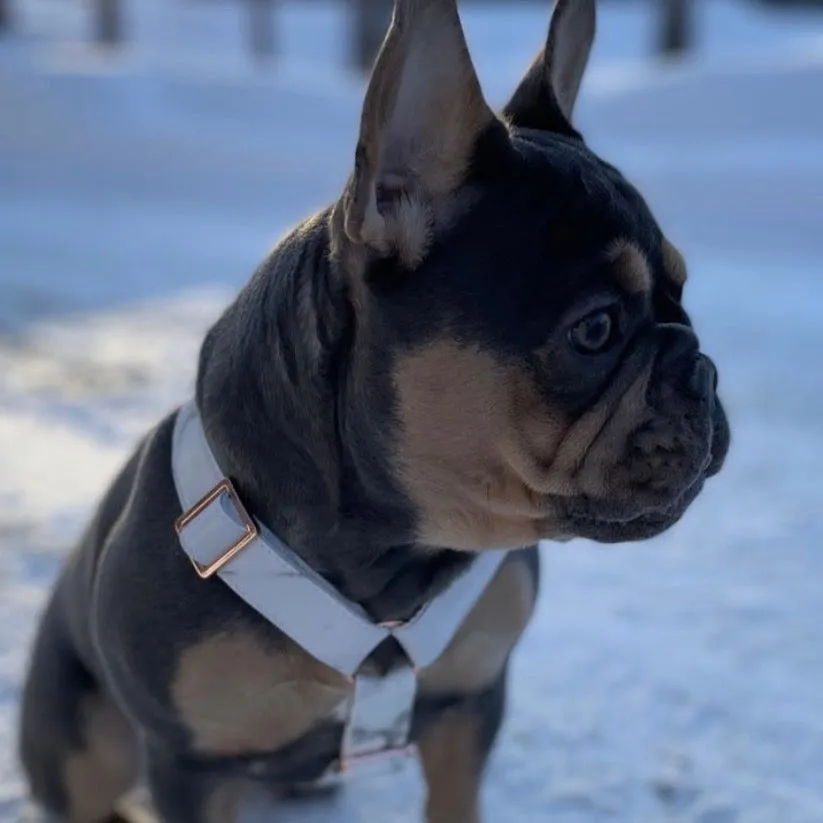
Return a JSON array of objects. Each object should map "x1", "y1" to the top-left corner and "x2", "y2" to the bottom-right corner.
[{"x1": 195, "y1": 210, "x2": 473, "y2": 623}]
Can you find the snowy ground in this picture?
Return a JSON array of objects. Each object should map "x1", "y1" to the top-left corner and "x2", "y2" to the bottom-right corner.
[{"x1": 2, "y1": 1, "x2": 823, "y2": 821}]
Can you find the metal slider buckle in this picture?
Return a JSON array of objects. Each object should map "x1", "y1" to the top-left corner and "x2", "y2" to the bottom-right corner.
[
  {"x1": 174, "y1": 478, "x2": 258, "y2": 579},
  {"x1": 339, "y1": 743, "x2": 417, "y2": 774}
]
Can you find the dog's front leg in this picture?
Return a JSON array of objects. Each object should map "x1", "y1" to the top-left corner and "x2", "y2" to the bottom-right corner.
[
  {"x1": 418, "y1": 675, "x2": 507, "y2": 823},
  {"x1": 145, "y1": 745, "x2": 251, "y2": 823}
]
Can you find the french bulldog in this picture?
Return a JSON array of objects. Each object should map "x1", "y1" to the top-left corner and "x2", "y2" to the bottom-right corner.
[{"x1": 18, "y1": 1, "x2": 730, "y2": 821}]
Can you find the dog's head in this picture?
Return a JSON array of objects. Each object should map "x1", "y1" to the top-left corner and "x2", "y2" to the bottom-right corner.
[{"x1": 326, "y1": 0, "x2": 730, "y2": 551}]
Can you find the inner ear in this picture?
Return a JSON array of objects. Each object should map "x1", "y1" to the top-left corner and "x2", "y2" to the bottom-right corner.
[
  {"x1": 342, "y1": 0, "x2": 495, "y2": 269},
  {"x1": 504, "y1": 0, "x2": 596, "y2": 135}
]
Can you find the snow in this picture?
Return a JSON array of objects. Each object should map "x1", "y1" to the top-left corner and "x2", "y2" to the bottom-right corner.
[{"x1": 2, "y1": 0, "x2": 823, "y2": 820}]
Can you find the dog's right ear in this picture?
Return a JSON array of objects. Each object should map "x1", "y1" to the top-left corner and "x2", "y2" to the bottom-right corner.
[
  {"x1": 341, "y1": 0, "x2": 495, "y2": 269},
  {"x1": 504, "y1": 0, "x2": 596, "y2": 135}
]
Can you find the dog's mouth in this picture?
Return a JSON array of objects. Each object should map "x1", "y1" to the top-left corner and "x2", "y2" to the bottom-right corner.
[
  {"x1": 523, "y1": 399, "x2": 728, "y2": 546},
  {"x1": 560, "y1": 473, "x2": 706, "y2": 543},
  {"x1": 550, "y1": 345, "x2": 730, "y2": 545},
  {"x1": 555, "y1": 405, "x2": 728, "y2": 545}
]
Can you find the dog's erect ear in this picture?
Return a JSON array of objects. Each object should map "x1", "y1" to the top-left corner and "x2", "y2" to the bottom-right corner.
[
  {"x1": 504, "y1": 0, "x2": 596, "y2": 134},
  {"x1": 342, "y1": 0, "x2": 495, "y2": 268}
]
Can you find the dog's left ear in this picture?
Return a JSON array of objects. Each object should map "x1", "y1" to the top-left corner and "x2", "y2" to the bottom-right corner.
[
  {"x1": 504, "y1": 0, "x2": 596, "y2": 135},
  {"x1": 342, "y1": 0, "x2": 495, "y2": 268}
]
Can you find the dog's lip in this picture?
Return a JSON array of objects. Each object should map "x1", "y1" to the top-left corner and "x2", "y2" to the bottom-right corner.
[
  {"x1": 563, "y1": 472, "x2": 706, "y2": 530},
  {"x1": 568, "y1": 507, "x2": 673, "y2": 529},
  {"x1": 565, "y1": 507, "x2": 670, "y2": 532}
]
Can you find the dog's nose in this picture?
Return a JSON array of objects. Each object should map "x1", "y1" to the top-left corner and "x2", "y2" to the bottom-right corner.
[
  {"x1": 657, "y1": 323, "x2": 699, "y2": 367},
  {"x1": 658, "y1": 323, "x2": 698, "y2": 357}
]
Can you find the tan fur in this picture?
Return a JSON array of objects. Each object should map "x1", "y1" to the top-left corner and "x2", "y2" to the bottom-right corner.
[
  {"x1": 662, "y1": 238, "x2": 688, "y2": 287},
  {"x1": 419, "y1": 556, "x2": 536, "y2": 694},
  {"x1": 419, "y1": 709, "x2": 484, "y2": 823},
  {"x1": 202, "y1": 779, "x2": 245, "y2": 823},
  {"x1": 171, "y1": 561, "x2": 534, "y2": 772},
  {"x1": 172, "y1": 631, "x2": 350, "y2": 756},
  {"x1": 114, "y1": 787, "x2": 160, "y2": 823},
  {"x1": 573, "y1": 357, "x2": 654, "y2": 499},
  {"x1": 609, "y1": 238, "x2": 652, "y2": 294},
  {"x1": 393, "y1": 340, "x2": 571, "y2": 550},
  {"x1": 63, "y1": 694, "x2": 139, "y2": 823},
  {"x1": 393, "y1": 334, "x2": 672, "y2": 548},
  {"x1": 360, "y1": 191, "x2": 434, "y2": 270}
]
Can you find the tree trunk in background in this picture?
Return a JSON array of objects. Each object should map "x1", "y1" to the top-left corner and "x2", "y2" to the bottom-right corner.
[
  {"x1": 659, "y1": 0, "x2": 692, "y2": 56},
  {"x1": 0, "y1": 0, "x2": 11, "y2": 32},
  {"x1": 248, "y1": 0, "x2": 276, "y2": 60},
  {"x1": 352, "y1": 0, "x2": 392, "y2": 72},
  {"x1": 95, "y1": 0, "x2": 122, "y2": 46}
]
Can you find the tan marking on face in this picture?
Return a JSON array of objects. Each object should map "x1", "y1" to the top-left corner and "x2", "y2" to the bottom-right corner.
[
  {"x1": 418, "y1": 708, "x2": 483, "y2": 823},
  {"x1": 609, "y1": 238, "x2": 652, "y2": 294},
  {"x1": 360, "y1": 191, "x2": 434, "y2": 270},
  {"x1": 419, "y1": 554, "x2": 536, "y2": 695},
  {"x1": 394, "y1": 340, "x2": 571, "y2": 550},
  {"x1": 64, "y1": 694, "x2": 139, "y2": 823},
  {"x1": 172, "y1": 631, "x2": 350, "y2": 757},
  {"x1": 572, "y1": 358, "x2": 654, "y2": 499},
  {"x1": 661, "y1": 238, "x2": 688, "y2": 287}
]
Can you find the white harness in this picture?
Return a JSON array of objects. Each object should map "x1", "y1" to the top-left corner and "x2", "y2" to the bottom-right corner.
[{"x1": 171, "y1": 401, "x2": 506, "y2": 812}]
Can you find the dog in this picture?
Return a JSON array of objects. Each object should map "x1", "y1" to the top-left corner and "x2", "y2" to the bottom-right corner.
[{"x1": 18, "y1": 1, "x2": 730, "y2": 821}]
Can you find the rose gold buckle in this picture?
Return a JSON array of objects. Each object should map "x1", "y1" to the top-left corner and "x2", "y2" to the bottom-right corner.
[
  {"x1": 174, "y1": 479, "x2": 258, "y2": 580},
  {"x1": 339, "y1": 744, "x2": 416, "y2": 774}
]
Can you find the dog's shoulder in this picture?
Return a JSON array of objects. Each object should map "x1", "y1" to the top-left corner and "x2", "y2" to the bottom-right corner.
[
  {"x1": 81, "y1": 411, "x2": 346, "y2": 754},
  {"x1": 419, "y1": 547, "x2": 539, "y2": 697}
]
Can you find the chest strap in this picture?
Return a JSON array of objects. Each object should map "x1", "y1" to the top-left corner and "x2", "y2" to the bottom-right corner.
[{"x1": 170, "y1": 401, "x2": 507, "y2": 780}]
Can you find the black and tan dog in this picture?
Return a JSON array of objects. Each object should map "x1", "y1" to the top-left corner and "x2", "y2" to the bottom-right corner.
[{"x1": 18, "y1": 1, "x2": 730, "y2": 821}]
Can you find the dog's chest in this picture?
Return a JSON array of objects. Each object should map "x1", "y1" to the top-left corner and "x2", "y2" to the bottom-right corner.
[
  {"x1": 169, "y1": 555, "x2": 535, "y2": 762},
  {"x1": 171, "y1": 630, "x2": 351, "y2": 759}
]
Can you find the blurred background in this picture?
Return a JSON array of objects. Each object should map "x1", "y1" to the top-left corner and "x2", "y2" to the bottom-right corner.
[{"x1": 1, "y1": 1, "x2": 822, "y2": 821}]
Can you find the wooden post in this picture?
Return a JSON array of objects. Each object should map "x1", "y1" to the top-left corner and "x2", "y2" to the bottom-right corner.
[
  {"x1": 351, "y1": 0, "x2": 392, "y2": 72},
  {"x1": 659, "y1": 0, "x2": 692, "y2": 56},
  {"x1": 95, "y1": 0, "x2": 123, "y2": 46},
  {"x1": 0, "y1": 0, "x2": 12, "y2": 31},
  {"x1": 248, "y1": 0, "x2": 276, "y2": 60}
]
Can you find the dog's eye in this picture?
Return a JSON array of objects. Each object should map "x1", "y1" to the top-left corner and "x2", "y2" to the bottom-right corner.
[{"x1": 568, "y1": 309, "x2": 618, "y2": 354}]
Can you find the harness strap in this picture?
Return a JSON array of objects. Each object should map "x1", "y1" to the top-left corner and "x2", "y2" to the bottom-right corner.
[{"x1": 171, "y1": 400, "x2": 506, "y2": 781}]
